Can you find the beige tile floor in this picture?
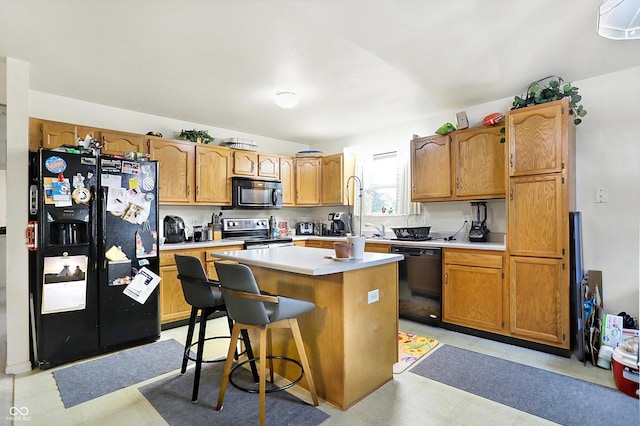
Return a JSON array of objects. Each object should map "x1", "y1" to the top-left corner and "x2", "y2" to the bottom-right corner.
[{"x1": 7, "y1": 315, "x2": 618, "y2": 426}]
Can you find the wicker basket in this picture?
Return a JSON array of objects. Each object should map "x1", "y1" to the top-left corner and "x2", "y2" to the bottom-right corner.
[{"x1": 391, "y1": 226, "x2": 431, "y2": 241}]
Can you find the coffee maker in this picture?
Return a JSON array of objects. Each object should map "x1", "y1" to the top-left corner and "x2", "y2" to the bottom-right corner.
[
  {"x1": 468, "y1": 202, "x2": 489, "y2": 242},
  {"x1": 164, "y1": 215, "x2": 186, "y2": 243},
  {"x1": 328, "y1": 211, "x2": 350, "y2": 236}
]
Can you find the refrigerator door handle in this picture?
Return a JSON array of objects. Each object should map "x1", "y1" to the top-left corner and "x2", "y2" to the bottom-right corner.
[
  {"x1": 90, "y1": 185, "x2": 98, "y2": 271},
  {"x1": 100, "y1": 186, "x2": 108, "y2": 271}
]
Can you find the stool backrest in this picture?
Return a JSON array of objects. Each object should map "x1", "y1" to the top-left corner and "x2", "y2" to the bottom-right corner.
[
  {"x1": 174, "y1": 254, "x2": 222, "y2": 308},
  {"x1": 214, "y1": 262, "x2": 272, "y2": 325}
]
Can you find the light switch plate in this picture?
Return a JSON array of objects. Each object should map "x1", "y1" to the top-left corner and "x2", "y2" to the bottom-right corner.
[
  {"x1": 596, "y1": 188, "x2": 608, "y2": 203},
  {"x1": 368, "y1": 289, "x2": 379, "y2": 304}
]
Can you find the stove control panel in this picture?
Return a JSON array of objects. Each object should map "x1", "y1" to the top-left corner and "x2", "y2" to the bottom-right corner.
[{"x1": 222, "y1": 218, "x2": 269, "y2": 231}]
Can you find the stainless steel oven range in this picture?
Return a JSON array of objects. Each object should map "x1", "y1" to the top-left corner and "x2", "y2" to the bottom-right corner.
[{"x1": 221, "y1": 218, "x2": 293, "y2": 249}]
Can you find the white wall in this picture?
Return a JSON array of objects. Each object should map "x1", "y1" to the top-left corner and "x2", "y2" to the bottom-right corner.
[
  {"x1": 30, "y1": 91, "x2": 308, "y2": 157},
  {"x1": 5, "y1": 58, "x2": 31, "y2": 374},
  {"x1": 574, "y1": 68, "x2": 640, "y2": 318},
  {"x1": 315, "y1": 69, "x2": 640, "y2": 319}
]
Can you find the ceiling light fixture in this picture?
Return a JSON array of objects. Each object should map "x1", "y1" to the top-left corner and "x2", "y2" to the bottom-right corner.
[
  {"x1": 597, "y1": 0, "x2": 640, "y2": 40},
  {"x1": 274, "y1": 91, "x2": 300, "y2": 109}
]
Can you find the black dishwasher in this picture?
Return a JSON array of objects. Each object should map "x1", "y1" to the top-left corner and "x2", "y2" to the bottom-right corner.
[{"x1": 392, "y1": 246, "x2": 442, "y2": 325}]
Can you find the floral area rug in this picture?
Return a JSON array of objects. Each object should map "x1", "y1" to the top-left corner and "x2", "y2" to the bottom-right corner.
[{"x1": 393, "y1": 332, "x2": 439, "y2": 374}]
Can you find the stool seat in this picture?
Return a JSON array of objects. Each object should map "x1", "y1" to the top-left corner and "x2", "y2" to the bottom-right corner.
[{"x1": 214, "y1": 262, "x2": 318, "y2": 426}]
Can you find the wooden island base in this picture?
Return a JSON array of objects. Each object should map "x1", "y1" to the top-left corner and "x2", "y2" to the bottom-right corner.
[{"x1": 248, "y1": 262, "x2": 398, "y2": 410}]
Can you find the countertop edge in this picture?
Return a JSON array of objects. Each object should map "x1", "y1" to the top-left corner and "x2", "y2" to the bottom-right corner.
[{"x1": 212, "y1": 246, "x2": 403, "y2": 276}]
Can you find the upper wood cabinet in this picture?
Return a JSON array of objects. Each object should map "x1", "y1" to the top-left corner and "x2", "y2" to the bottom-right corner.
[
  {"x1": 194, "y1": 144, "x2": 232, "y2": 205},
  {"x1": 279, "y1": 156, "x2": 295, "y2": 206},
  {"x1": 295, "y1": 156, "x2": 322, "y2": 205},
  {"x1": 30, "y1": 118, "x2": 99, "y2": 151},
  {"x1": 321, "y1": 153, "x2": 356, "y2": 206},
  {"x1": 411, "y1": 134, "x2": 452, "y2": 201},
  {"x1": 452, "y1": 125, "x2": 505, "y2": 199},
  {"x1": 232, "y1": 151, "x2": 258, "y2": 176},
  {"x1": 258, "y1": 154, "x2": 280, "y2": 179},
  {"x1": 507, "y1": 100, "x2": 567, "y2": 177},
  {"x1": 232, "y1": 151, "x2": 280, "y2": 179},
  {"x1": 508, "y1": 174, "x2": 565, "y2": 258},
  {"x1": 147, "y1": 137, "x2": 195, "y2": 204},
  {"x1": 411, "y1": 125, "x2": 505, "y2": 202},
  {"x1": 101, "y1": 130, "x2": 145, "y2": 156}
]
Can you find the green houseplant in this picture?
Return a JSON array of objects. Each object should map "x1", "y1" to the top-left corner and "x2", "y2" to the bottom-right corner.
[
  {"x1": 500, "y1": 76, "x2": 587, "y2": 142},
  {"x1": 512, "y1": 78, "x2": 587, "y2": 125},
  {"x1": 178, "y1": 129, "x2": 215, "y2": 144}
]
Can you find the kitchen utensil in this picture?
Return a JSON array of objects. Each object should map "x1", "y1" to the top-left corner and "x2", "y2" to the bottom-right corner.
[
  {"x1": 468, "y1": 201, "x2": 489, "y2": 242},
  {"x1": 391, "y1": 227, "x2": 431, "y2": 241}
]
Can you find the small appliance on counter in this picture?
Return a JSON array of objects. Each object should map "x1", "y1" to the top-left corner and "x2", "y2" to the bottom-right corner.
[
  {"x1": 296, "y1": 221, "x2": 315, "y2": 235},
  {"x1": 164, "y1": 215, "x2": 186, "y2": 243},
  {"x1": 468, "y1": 201, "x2": 489, "y2": 242},
  {"x1": 328, "y1": 211, "x2": 350, "y2": 236}
]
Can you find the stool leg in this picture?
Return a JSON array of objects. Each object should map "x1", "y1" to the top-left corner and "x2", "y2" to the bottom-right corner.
[
  {"x1": 289, "y1": 318, "x2": 318, "y2": 406},
  {"x1": 182, "y1": 306, "x2": 198, "y2": 374},
  {"x1": 259, "y1": 327, "x2": 268, "y2": 426},
  {"x1": 241, "y1": 329, "x2": 260, "y2": 383},
  {"x1": 191, "y1": 307, "x2": 210, "y2": 403},
  {"x1": 216, "y1": 323, "x2": 242, "y2": 411},
  {"x1": 267, "y1": 328, "x2": 274, "y2": 383},
  {"x1": 225, "y1": 312, "x2": 259, "y2": 383}
]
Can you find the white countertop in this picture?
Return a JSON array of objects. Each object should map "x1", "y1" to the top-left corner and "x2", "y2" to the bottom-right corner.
[
  {"x1": 160, "y1": 235, "x2": 506, "y2": 252},
  {"x1": 211, "y1": 245, "x2": 403, "y2": 276},
  {"x1": 297, "y1": 235, "x2": 506, "y2": 251}
]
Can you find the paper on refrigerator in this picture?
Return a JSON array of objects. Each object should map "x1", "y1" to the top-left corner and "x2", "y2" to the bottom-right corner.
[{"x1": 123, "y1": 267, "x2": 161, "y2": 304}]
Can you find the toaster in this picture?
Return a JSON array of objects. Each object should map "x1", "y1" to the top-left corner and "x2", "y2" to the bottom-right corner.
[{"x1": 296, "y1": 222, "x2": 315, "y2": 235}]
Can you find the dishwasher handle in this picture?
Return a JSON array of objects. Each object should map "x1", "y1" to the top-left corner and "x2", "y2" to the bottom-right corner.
[{"x1": 391, "y1": 246, "x2": 441, "y2": 258}]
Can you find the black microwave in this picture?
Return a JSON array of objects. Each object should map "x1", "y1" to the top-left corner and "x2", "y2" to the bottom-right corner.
[{"x1": 231, "y1": 177, "x2": 282, "y2": 209}]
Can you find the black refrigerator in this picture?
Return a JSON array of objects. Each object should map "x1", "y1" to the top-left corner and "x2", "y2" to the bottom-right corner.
[{"x1": 29, "y1": 148, "x2": 160, "y2": 369}]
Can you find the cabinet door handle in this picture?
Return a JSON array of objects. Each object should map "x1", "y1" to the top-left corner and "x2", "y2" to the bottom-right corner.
[
  {"x1": 445, "y1": 272, "x2": 448, "y2": 284},
  {"x1": 509, "y1": 153, "x2": 513, "y2": 169},
  {"x1": 509, "y1": 187, "x2": 513, "y2": 200},
  {"x1": 187, "y1": 184, "x2": 190, "y2": 196}
]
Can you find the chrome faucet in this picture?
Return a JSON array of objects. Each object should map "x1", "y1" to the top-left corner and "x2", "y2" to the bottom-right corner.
[{"x1": 365, "y1": 223, "x2": 385, "y2": 238}]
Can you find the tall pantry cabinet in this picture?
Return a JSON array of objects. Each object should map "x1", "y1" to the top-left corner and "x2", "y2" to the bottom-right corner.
[{"x1": 506, "y1": 99, "x2": 575, "y2": 349}]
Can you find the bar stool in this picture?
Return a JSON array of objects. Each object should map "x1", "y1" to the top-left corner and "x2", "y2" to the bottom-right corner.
[
  {"x1": 214, "y1": 261, "x2": 318, "y2": 426},
  {"x1": 174, "y1": 255, "x2": 258, "y2": 403}
]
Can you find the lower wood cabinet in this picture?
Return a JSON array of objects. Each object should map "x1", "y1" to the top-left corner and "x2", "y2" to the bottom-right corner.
[
  {"x1": 443, "y1": 249, "x2": 505, "y2": 334},
  {"x1": 158, "y1": 244, "x2": 242, "y2": 324},
  {"x1": 509, "y1": 256, "x2": 567, "y2": 347}
]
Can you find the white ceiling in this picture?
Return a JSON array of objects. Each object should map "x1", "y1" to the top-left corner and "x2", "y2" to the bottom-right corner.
[{"x1": 1, "y1": 0, "x2": 639, "y2": 145}]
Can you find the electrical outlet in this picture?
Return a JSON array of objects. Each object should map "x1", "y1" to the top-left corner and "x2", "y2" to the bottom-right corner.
[{"x1": 368, "y1": 289, "x2": 379, "y2": 304}]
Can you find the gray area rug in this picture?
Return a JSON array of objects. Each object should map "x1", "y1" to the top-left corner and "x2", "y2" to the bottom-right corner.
[
  {"x1": 139, "y1": 362, "x2": 330, "y2": 426},
  {"x1": 411, "y1": 344, "x2": 639, "y2": 426},
  {"x1": 53, "y1": 338, "x2": 185, "y2": 408}
]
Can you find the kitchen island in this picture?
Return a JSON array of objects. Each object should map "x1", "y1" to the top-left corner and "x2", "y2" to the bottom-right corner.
[{"x1": 212, "y1": 245, "x2": 403, "y2": 410}]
